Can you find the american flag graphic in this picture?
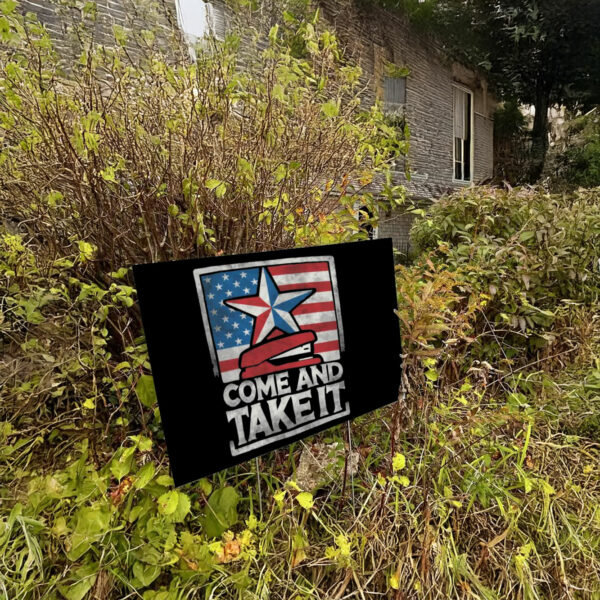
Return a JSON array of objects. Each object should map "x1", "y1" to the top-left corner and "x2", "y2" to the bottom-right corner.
[{"x1": 194, "y1": 257, "x2": 344, "y2": 383}]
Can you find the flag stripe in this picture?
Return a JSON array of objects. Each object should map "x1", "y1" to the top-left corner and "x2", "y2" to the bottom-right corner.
[
  {"x1": 287, "y1": 291, "x2": 333, "y2": 305},
  {"x1": 315, "y1": 340, "x2": 340, "y2": 353},
  {"x1": 318, "y1": 349, "x2": 341, "y2": 363},
  {"x1": 219, "y1": 357, "x2": 240, "y2": 372},
  {"x1": 313, "y1": 330, "x2": 339, "y2": 342},
  {"x1": 269, "y1": 263, "x2": 329, "y2": 276},
  {"x1": 300, "y1": 320, "x2": 338, "y2": 332},
  {"x1": 217, "y1": 344, "x2": 249, "y2": 361},
  {"x1": 293, "y1": 301, "x2": 335, "y2": 315},
  {"x1": 278, "y1": 281, "x2": 332, "y2": 293},
  {"x1": 222, "y1": 369, "x2": 241, "y2": 383},
  {"x1": 296, "y1": 311, "x2": 337, "y2": 325},
  {"x1": 273, "y1": 271, "x2": 332, "y2": 284}
]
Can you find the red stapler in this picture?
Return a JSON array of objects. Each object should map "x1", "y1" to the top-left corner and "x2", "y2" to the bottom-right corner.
[{"x1": 239, "y1": 330, "x2": 322, "y2": 379}]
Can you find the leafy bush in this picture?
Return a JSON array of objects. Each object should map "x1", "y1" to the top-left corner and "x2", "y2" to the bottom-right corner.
[
  {"x1": 0, "y1": 4, "x2": 406, "y2": 278},
  {"x1": 494, "y1": 99, "x2": 526, "y2": 140},
  {"x1": 411, "y1": 186, "x2": 600, "y2": 358},
  {"x1": 559, "y1": 108, "x2": 600, "y2": 187}
]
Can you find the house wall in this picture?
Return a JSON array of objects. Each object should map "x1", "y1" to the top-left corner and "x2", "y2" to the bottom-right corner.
[
  {"x1": 317, "y1": 1, "x2": 495, "y2": 253},
  {"x1": 318, "y1": 0, "x2": 495, "y2": 200},
  {"x1": 18, "y1": 0, "x2": 178, "y2": 60}
]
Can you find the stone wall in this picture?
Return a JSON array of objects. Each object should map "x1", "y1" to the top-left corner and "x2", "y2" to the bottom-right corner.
[
  {"x1": 318, "y1": 1, "x2": 495, "y2": 252},
  {"x1": 318, "y1": 0, "x2": 496, "y2": 198},
  {"x1": 19, "y1": 0, "x2": 179, "y2": 61},
  {"x1": 377, "y1": 211, "x2": 415, "y2": 260}
]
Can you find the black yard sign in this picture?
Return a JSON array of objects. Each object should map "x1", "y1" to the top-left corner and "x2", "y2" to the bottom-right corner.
[{"x1": 133, "y1": 239, "x2": 401, "y2": 486}]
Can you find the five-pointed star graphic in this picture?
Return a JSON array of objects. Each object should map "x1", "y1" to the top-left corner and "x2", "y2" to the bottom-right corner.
[{"x1": 225, "y1": 267, "x2": 314, "y2": 345}]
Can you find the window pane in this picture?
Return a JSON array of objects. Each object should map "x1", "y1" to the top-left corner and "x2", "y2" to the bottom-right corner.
[
  {"x1": 463, "y1": 139, "x2": 471, "y2": 181},
  {"x1": 176, "y1": 1, "x2": 226, "y2": 41},
  {"x1": 453, "y1": 86, "x2": 472, "y2": 181},
  {"x1": 176, "y1": 0, "x2": 208, "y2": 38},
  {"x1": 454, "y1": 137, "x2": 462, "y2": 161},
  {"x1": 453, "y1": 87, "x2": 466, "y2": 140},
  {"x1": 463, "y1": 93, "x2": 472, "y2": 180}
]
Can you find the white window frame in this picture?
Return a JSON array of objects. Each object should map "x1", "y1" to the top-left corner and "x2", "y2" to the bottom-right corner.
[{"x1": 452, "y1": 83, "x2": 474, "y2": 184}]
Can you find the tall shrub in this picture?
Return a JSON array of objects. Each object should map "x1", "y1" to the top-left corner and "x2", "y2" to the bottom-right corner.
[
  {"x1": 0, "y1": 4, "x2": 406, "y2": 277},
  {"x1": 411, "y1": 186, "x2": 600, "y2": 356}
]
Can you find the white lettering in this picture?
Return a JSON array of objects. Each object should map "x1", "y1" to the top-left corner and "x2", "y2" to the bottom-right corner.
[
  {"x1": 275, "y1": 372, "x2": 291, "y2": 395},
  {"x1": 248, "y1": 403, "x2": 273, "y2": 442},
  {"x1": 223, "y1": 383, "x2": 240, "y2": 408},
  {"x1": 226, "y1": 406, "x2": 249, "y2": 445},
  {"x1": 291, "y1": 391, "x2": 315, "y2": 425},
  {"x1": 239, "y1": 380, "x2": 256, "y2": 404},
  {"x1": 267, "y1": 395, "x2": 294, "y2": 433}
]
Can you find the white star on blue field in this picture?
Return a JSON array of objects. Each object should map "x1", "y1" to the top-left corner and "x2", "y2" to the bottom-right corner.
[{"x1": 201, "y1": 268, "x2": 260, "y2": 351}]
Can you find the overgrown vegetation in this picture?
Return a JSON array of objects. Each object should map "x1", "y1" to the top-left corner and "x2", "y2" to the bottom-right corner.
[
  {"x1": 4, "y1": 177, "x2": 600, "y2": 598},
  {"x1": 555, "y1": 108, "x2": 600, "y2": 189},
  {"x1": 0, "y1": 3, "x2": 405, "y2": 271},
  {"x1": 1, "y1": 3, "x2": 600, "y2": 600}
]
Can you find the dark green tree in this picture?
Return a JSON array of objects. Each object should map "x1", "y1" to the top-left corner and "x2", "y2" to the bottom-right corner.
[{"x1": 370, "y1": 0, "x2": 600, "y2": 181}]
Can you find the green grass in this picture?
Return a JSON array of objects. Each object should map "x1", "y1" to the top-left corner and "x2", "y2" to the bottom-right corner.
[{"x1": 1, "y1": 311, "x2": 599, "y2": 599}]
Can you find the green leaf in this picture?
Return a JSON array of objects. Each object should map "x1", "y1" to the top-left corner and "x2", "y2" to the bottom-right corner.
[
  {"x1": 136, "y1": 374, "x2": 157, "y2": 408},
  {"x1": 134, "y1": 462, "x2": 155, "y2": 490},
  {"x1": 74, "y1": 507, "x2": 111, "y2": 536},
  {"x1": 67, "y1": 507, "x2": 111, "y2": 560},
  {"x1": 0, "y1": 1, "x2": 18, "y2": 15},
  {"x1": 157, "y1": 491, "x2": 179, "y2": 515},
  {"x1": 167, "y1": 491, "x2": 191, "y2": 523},
  {"x1": 77, "y1": 240, "x2": 96, "y2": 262},
  {"x1": 519, "y1": 230, "x2": 535, "y2": 242},
  {"x1": 59, "y1": 563, "x2": 98, "y2": 600},
  {"x1": 237, "y1": 157, "x2": 255, "y2": 180},
  {"x1": 82, "y1": 398, "x2": 95, "y2": 410},
  {"x1": 246, "y1": 513, "x2": 258, "y2": 531},
  {"x1": 46, "y1": 190, "x2": 63, "y2": 207},
  {"x1": 156, "y1": 475, "x2": 174, "y2": 487},
  {"x1": 321, "y1": 101, "x2": 339, "y2": 118},
  {"x1": 268, "y1": 24, "x2": 279, "y2": 44},
  {"x1": 296, "y1": 492, "x2": 314, "y2": 510},
  {"x1": 206, "y1": 179, "x2": 227, "y2": 198},
  {"x1": 110, "y1": 447, "x2": 134, "y2": 480},
  {"x1": 133, "y1": 561, "x2": 161, "y2": 587},
  {"x1": 100, "y1": 165, "x2": 116, "y2": 182},
  {"x1": 198, "y1": 477, "x2": 212, "y2": 496},
  {"x1": 272, "y1": 83, "x2": 285, "y2": 101},
  {"x1": 200, "y1": 486, "x2": 239, "y2": 538},
  {"x1": 392, "y1": 452, "x2": 406, "y2": 471},
  {"x1": 425, "y1": 369, "x2": 438, "y2": 382},
  {"x1": 273, "y1": 164, "x2": 287, "y2": 183}
]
